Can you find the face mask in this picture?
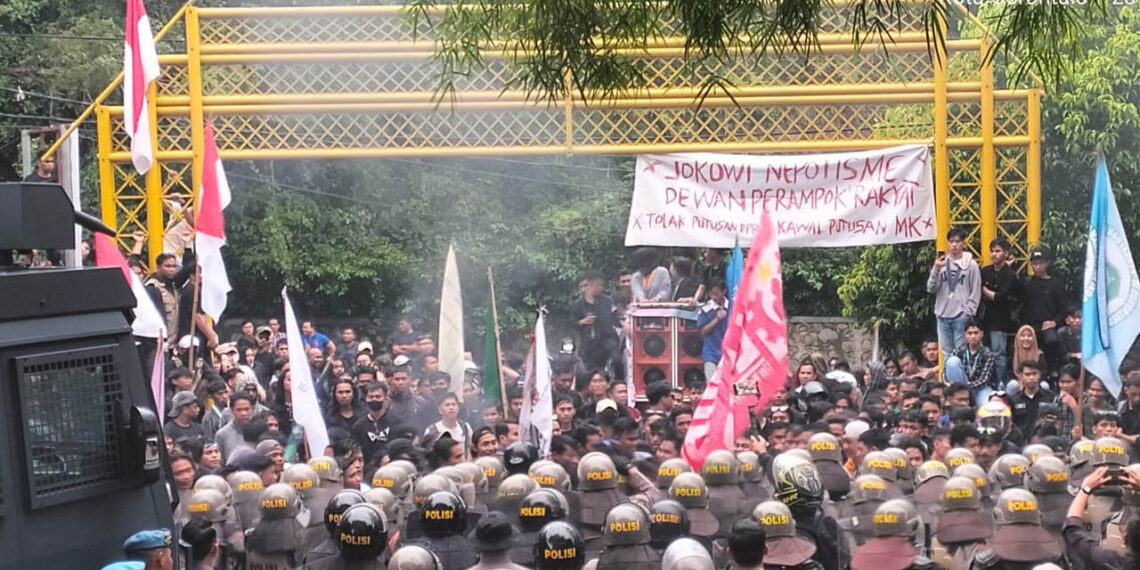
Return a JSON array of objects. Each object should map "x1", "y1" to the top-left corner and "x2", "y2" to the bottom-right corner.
[{"x1": 367, "y1": 400, "x2": 384, "y2": 411}]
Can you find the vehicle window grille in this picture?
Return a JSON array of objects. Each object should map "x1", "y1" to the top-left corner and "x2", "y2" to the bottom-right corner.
[{"x1": 16, "y1": 345, "x2": 125, "y2": 507}]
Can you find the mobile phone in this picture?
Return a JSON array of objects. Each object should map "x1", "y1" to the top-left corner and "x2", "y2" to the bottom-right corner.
[
  {"x1": 936, "y1": 250, "x2": 946, "y2": 258},
  {"x1": 1106, "y1": 466, "x2": 1125, "y2": 485}
]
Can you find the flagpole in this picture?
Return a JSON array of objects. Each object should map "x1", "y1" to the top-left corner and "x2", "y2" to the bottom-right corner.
[
  {"x1": 187, "y1": 262, "x2": 202, "y2": 373},
  {"x1": 1076, "y1": 365, "x2": 1086, "y2": 439},
  {"x1": 488, "y1": 267, "x2": 508, "y2": 414}
]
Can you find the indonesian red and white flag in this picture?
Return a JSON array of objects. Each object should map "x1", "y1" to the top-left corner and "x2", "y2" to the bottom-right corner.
[
  {"x1": 682, "y1": 209, "x2": 789, "y2": 470},
  {"x1": 95, "y1": 233, "x2": 165, "y2": 340},
  {"x1": 195, "y1": 122, "x2": 232, "y2": 321},
  {"x1": 123, "y1": 0, "x2": 160, "y2": 173}
]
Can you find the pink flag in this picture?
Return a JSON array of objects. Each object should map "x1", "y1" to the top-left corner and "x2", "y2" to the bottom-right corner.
[
  {"x1": 195, "y1": 122, "x2": 232, "y2": 321},
  {"x1": 123, "y1": 0, "x2": 160, "y2": 173},
  {"x1": 94, "y1": 233, "x2": 165, "y2": 339},
  {"x1": 682, "y1": 209, "x2": 788, "y2": 470}
]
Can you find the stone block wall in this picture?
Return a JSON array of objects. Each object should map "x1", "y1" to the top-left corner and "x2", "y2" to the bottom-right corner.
[{"x1": 787, "y1": 316, "x2": 874, "y2": 372}]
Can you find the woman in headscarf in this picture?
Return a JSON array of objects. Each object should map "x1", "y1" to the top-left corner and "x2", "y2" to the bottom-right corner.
[{"x1": 1009, "y1": 324, "x2": 1045, "y2": 392}]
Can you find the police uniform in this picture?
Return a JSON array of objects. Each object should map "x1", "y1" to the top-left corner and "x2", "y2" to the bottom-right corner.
[
  {"x1": 667, "y1": 472, "x2": 719, "y2": 549},
  {"x1": 912, "y1": 461, "x2": 949, "y2": 532},
  {"x1": 808, "y1": 433, "x2": 851, "y2": 504},
  {"x1": 838, "y1": 475, "x2": 890, "y2": 547},
  {"x1": 510, "y1": 488, "x2": 570, "y2": 566},
  {"x1": 702, "y1": 450, "x2": 747, "y2": 538},
  {"x1": 246, "y1": 483, "x2": 305, "y2": 569},
  {"x1": 850, "y1": 500, "x2": 939, "y2": 570},
  {"x1": 302, "y1": 490, "x2": 367, "y2": 567},
  {"x1": 417, "y1": 491, "x2": 479, "y2": 570},
  {"x1": 227, "y1": 470, "x2": 265, "y2": 531},
  {"x1": 579, "y1": 453, "x2": 628, "y2": 558},
  {"x1": 970, "y1": 488, "x2": 1065, "y2": 569},
  {"x1": 753, "y1": 500, "x2": 818, "y2": 569},
  {"x1": 660, "y1": 537, "x2": 715, "y2": 570},
  {"x1": 285, "y1": 462, "x2": 337, "y2": 555},
  {"x1": 649, "y1": 499, "x2": 691, "y2": 554},
  {"x1": 304, "y1": 503, "x2": 389, "y2": 570},
  {"x1": 736, "y1": 450, "x2": 772, "y2": 510},
  {"x1": 534, "y1": 521, "x2": 586, "y2": 570}
]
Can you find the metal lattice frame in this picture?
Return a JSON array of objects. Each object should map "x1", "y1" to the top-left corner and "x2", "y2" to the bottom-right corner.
[{"x1": 90, "y1": 2, "x2": 1041, "y2": 265}]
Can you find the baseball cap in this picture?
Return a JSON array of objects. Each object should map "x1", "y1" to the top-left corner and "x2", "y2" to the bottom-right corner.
[
  {"x1": 168, "y1": 391, "x2": 198, "y2": 418},
  {"x1": 596, "y1": 399, "x2": 618, "y2": 414},
  {"x1": 358, "y1": 341, "x2": 373, "y2": 354},
  {"x1": 1029, "y1": 245, "x2": 1051, "y2": 262},
  {"x1": 214, "y1": 342, "x2": 238, "y2": 356},
  {"x1": 256, "y1": 325, "x2": 273, "y2": 336},
  {"x1": 393, "y1": 355, "x2": 411, "y2": 367}
]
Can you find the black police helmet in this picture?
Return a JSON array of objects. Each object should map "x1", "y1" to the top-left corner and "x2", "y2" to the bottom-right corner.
[
  {"x1": 335, "y1": 503, "x2": 388, "y2": 561},
  {"x1": 420, "y1": 490, "x2": 468, "y2": 537},
  {"x1": 520, "y1": 489, "x2": 569, "y2": 533},
  {"x1": 504, "y1": 441, "x2": 541, "y2": 475},
  {"x1": 649, "y1": 499, "x2": 691, "y2": 550},
  {"x1": 534, "y1": 521, "x2": 585, "y2": 570},
  {"x1": 325, "y1": 490, "x2": 366, "y2": 539}
]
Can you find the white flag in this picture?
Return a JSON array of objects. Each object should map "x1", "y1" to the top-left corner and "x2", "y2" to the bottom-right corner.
[
  {"x1": 123, "y1": 0, "x2": 160, "y2": 174},
  {"x1": 519, "y1": 309, "x2": 553, "y2": 456},
  {"x1": 438, "y1": 244, "x2": 466, "y2": 399},
  {"x1": 283, "y1": 287, "x2": 329, "y2": 457}
]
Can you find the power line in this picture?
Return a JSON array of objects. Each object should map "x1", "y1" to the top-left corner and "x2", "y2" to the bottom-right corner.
[
  {"x1": 0, "y1": 87, "x2": 92, "y2": 106},
  {"x1": 0, "y1": 111, "x2": 84, "y2": 123}
]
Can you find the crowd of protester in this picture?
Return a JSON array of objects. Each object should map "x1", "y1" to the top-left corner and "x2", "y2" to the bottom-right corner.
[{"x1": 98, "y1": 234, "x2": 1140, "y2": 570}]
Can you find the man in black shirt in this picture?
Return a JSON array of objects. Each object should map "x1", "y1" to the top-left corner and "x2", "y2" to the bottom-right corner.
[
  {"x1": 351, "y1": 382, "x2": 393, "y2": 464},
  {"x1": 165, "y1": 391, "x2": 208, "y2": 447},
  {"x1": 570, "y1": 270, "x2": 620, "y2": 373},
  {"x1": 1020, "y1": 245, "x2": 1068, "y2": 370},
  {"x1": 980, "y1": 238, "x2": 1019, "y2": 381},
  {"x1": 1009, "y1": 360, "x2": 1057, "y2": 435},
  {"x1": 23, "y1": 153, "x2": 56, "y2": 183},
  {"x1": 1116, "y1": 373, "x2": 1140, "y2": 455}
]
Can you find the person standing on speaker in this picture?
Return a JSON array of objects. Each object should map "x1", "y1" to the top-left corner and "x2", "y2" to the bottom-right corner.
[
  {"x1": 697, "y1": 278, "x2": 730, "y2": 382},
  {"x1": 571, "y1": 270, "x2": 620, "y2": 373}
]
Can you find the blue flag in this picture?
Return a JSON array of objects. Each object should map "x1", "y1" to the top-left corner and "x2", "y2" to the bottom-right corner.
[
  {"x1": 726, "y1": 237, "x2": 744, "y2": 303},
  {"x1": 1081, "y1": 156, "x2": 1140, "y2": 394}
]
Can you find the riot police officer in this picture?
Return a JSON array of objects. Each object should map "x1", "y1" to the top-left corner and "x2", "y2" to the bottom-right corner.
[
  {"x1": 597, "y1": 502, "x2": 660, "y2": 570},
  {"x1": 496, "y1": 473, "x2": 540, "y2": 529},
  {"x1": 246, "y1": 483, "x2": 305, "y2": 569},
  {"x1": 315, "y1": 503, "x2": 389, "y2": 569},
  {"x1": 386, "y1": 544, "x2": 443, "y2": 570},
  {"x1": 417, "y1": 491, "x2": 479, "y2": 569},
  {"x1": 661, "y1": 537, "x2": 715, "y2": 570},
  {"x1": 303, "y1": 489, "x2": 367, "y2": 566},
  {"x1": 988, "y1": 454, "x2": 1030, "y2": 494},
  {"x1": 838, "y1": 475, "x2": 891, "y2": 547},
  {"x1": 808, "y1": 433, "x2": 851, "y2": 503},
  {"x1": 772, "y1": 454, "x2": 850, "y2": 570},
  {"x1": 702, "y1": 449, "x2": 746, "y2": 538},
  {"x1": 227, "y1": 470, "x2": 265, "y2": 530},
  {"x1": 656, "y1": 458, "x2": 693, "y2": 491},
  {"x1": 534, "y1": 521, "x2": 586, "y2": 570},
  {"x1": 751, "y1": 500, "x2": 820, "y2": 569},
  {"x1": 667, "y1": 472, "x2": 719, "y2": 547},
  {"x1": 971, "y1": 488, "x2": 1065, "y2": 569},
  {"x1": 649, "y1": 500, "x2": 691, "y2": 554},
  {"x1": 851, "y1": 499, "x2": 938, "y2": 570},
  {"x1": 913, "y1": 460, "x2": 949, "y2": 530},
  {"x1": 933, "y1": 476, "x2": 993, "y2": 569},
  {"x1": 511, "y1": 489, "x2": 571, "y2": 566},
  {"x1": 579, "y1": 452, "x2": 626, "y2": 558}
]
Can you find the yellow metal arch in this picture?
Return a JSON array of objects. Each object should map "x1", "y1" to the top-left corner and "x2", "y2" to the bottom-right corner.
[{"x1": 79, "y1": 2, "x2": 1040, "y2": 265}]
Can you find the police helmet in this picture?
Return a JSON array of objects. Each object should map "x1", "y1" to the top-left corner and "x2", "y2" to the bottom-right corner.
[
  {"x1": 1093, "y1": 437, "x2": 1129, "y2": 467},
  {"x1": 850, "y1": 474, "x2": 891, "y2": 505},
  {"x1": 283, "y1": 463, "x2": 321, "y2": 498},
  {"x1": 325, "y1": 490, "x2": 367, "y2": 539},
  {"x1": 945, "y1": 447, "x2": 976, "y2": 469},
  {"x1": 363, "y1": 487, "x2": 400, "y2": 524},
  {"x1": 434, "y1": 466, "x2": 475, "y2": 506},
  {"x1": 668, "y1": 472, "x2": 709, "y2": 509},
  {"x1": 773, "y1": 456, "x2": 824, "y2": 512},
  {"x1": 661, "y1": 537, "x2": 715, "y2": 570},
  {"x1": 336, "y1": 503, "x2": 388, "y2": 560},
  {"x1": 954, "y1": 463, "x2": 991, "y2": 498},
  {"x1": 751, "y1": 500, "x2": 796, "y2": 538},
  {"x1": 504, "y1": 441, "x2": 541, "y2": 475},
  {"x1": 1070, "y1": 439, "x2": 1097, "y2": 467},
  {"x1": 1025, "y1": 456, "x2": 1070, "y2": 494},
  {"x1": 420, "y1": 490, "x2": 467, "y2": 537},
  {"x1": 915, "y1": 460, "x2": 950, "y2": 486},
  {"x1": 520, "y1": 488, "x2": 570, "y2": 533},
  {"x1": 649, "y1": 500, "x2": 691, "y2": 549},
  {"x1": 373, "y1": 464, "x2": 413, "y2": 500},
  {"x1": 475, "y1": 456, "x2": 507, "y2": 489},
  {"x1": 534, "y1": 520, "x2": 585, "y2": 570},
  {"x1": 194, "y1": 474, "x2": 234, "y2": 504},
  {"x1": 859, "y1": 451, "x2": 898, "y2": 482},
  {"x1": 498, "y1": 473, "x2": 540, "y2": 506},
  {"x1": 656, "y1": 458, "x2": 693, "y2": 489},
  {"x1": 186, "y1": 489, "x2": 228, "y2": 523},
  {"x1": 807, "y1": 432, "x2": 843, "y2": 464},
  {"x1": 736, "y1": 451, "x2": 764, "y2": 482},
  {"x1": 387, "y1": 544, "x2": 443, "y2": 570},
  {"x1": 883, "y1": 448, "x2": 913, "y2": 481},
  {"x1": 578, "y1": 452, "x2": 619, "y2": 491},
  {"x1": 993, "y1": 487, "x2": 1041, "y2": 525},
  {"x1": 530, "y1": 462, "x2": 572, "y2": 491},
  {"x1": 941, "y1": 476, "x2": 982, "y2": 511},
  {"x1": 228, "y1": 471, "x2": 264, "y2": 502},
  {"x1": 457, "y1": 461, "x2": 489, "y2": 494},
  {"x1": 782, "y1": 448, "x2": 813, "y2": 462},
  {"x1": 701, "y1": 449, "x2": 741, "y2": 485},
  {"x1": 1022, "y1": 443, "x2": 1054, "y2": 463},
  {"x1": 309, "y1": 456, "x2": 343, "y2": 484},
  {"x1": 603, "y1": 502, "x2": 652, "y2": 546},
  {"x1": 388, "y1": 459, "x2": 419, "y2": 480},
  {"x1": 988, "y1": 453, "x2": 1030, "y2": 490},
  {"x1": 413, "y1": 473, "x2": 456, "y2": 507},
  {"x1": 260, "y1": 483, "x2": 301, "y2": 519},
  {"x1": 872, "y1": 499, "x2": 919, "y2": 537}
]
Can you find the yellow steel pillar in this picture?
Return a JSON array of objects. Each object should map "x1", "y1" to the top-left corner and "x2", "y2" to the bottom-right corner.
[
  {"x1": 97, "y1": 107, "x2": 116, "y2": 231},
  {"x1": 933, "y1": 18, "x2": 950, "y2": 252},
  {"x1": 145, "y1": 81, "x2": 163, "y2": 268},
  {"x1": 979, "y1": 37, "x2": 996, "y2": 264},
  {"x1": 1027, "y1": 89, "x2": 1042, "y2": 246},
  {"x1": 187, "y1": 6, "x2": 205, "y2": 207}
]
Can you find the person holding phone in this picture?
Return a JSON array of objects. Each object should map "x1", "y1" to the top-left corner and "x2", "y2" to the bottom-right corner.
[
  {"x1": 1064, "y1": 465, "x2": 1140, "y2": 568},
  {"x1": 927, "y1": 227, "x2": 982, "y2": 357}
]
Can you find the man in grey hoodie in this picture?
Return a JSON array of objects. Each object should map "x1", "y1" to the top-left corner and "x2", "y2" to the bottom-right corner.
[{"x1": 927, "y1": 228, "x2": 981, "y2": 357}]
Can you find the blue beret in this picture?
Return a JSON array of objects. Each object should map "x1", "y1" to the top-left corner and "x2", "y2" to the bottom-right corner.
[
  {"x1": 122, "y1": 529, "x2": 171, "y2": 554},
  {"x1": 100, "y1": 563, "x2": 144, "y2": 570}
]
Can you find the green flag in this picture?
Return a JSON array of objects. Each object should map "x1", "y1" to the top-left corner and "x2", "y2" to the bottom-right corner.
[{"x1": 483, "y1": 282, "x2": 503, "y2": 403}]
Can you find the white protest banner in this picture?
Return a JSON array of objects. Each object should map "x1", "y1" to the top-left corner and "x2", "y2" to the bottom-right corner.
[{"x1": 625, "y1": 145, "x2": 935, "y2": 248}]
